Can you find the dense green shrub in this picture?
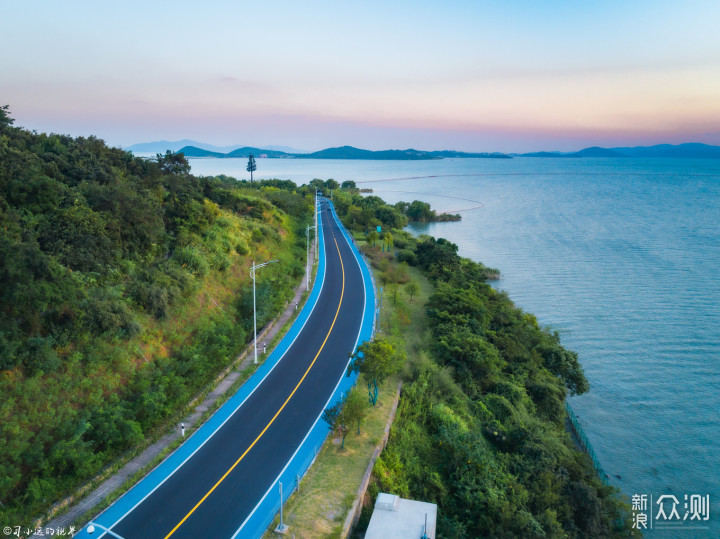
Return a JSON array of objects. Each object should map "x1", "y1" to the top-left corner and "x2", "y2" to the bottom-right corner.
[
  {"x1": 0, "y1": 107, "x2": 315, "y2": 526},
  {"x1": 341, "y1": 189, "x2": 634, "y2": 536}
]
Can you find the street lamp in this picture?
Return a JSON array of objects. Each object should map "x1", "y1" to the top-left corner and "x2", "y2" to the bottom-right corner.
[
  {"x1": 250, "y1": 259, "x2": 278, "y2": 365},
  {"x1": 306, "y1": 224, "x2": 316, "y2": 291},
  {"x1": 315, "y1": 190, "x2": 321, "y2": 257}
]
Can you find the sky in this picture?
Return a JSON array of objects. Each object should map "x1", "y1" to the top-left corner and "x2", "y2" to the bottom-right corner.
[{"x1": 2, "y1": 0, "x2": 720, "y2": 153}]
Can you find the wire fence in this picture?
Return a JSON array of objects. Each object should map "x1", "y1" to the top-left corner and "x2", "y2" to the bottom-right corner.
[
  {"x1": 253, "y1": 437, "x2": 328, "y2": 535},
  {"x1": 245, "y1": 200, "x2": 377, "y2": 538},
  {"x1": 565, "y1": 402, "x2": 610, "y2": 485}
]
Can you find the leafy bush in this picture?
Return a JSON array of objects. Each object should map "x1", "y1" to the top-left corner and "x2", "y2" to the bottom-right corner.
[
  {"x1": 172, "y1": 246, "x2": 209, "y2": 276},
  {"x1": 22, "y1": 337, "x2": 60, "y2": 376}
]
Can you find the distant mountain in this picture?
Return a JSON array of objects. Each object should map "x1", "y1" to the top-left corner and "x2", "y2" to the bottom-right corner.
[
  {"x1": 427, "y1": 150, "x2": 512, "y2": 159},
  {"x1": 226, "y1": 147, "x2": 292, "y2": 158},
  {"x1": 161, "y1": 144, "x2": 513, "y2": 160},
  {"x1": 177, "y1": 146, "x2": 228, "y2": 158},
  {"x1": 521, "y1": 143, "x2": 720, "y2": 158},
  {"x1": 574, "y1": 146, "x2": 626, "y2": 157},
  {"x1": 303, "y1": 146, "x2": 511, "y2": 160},
  {"x1": 520, "y1": 151, "x2": 574, "y2": 158},
  {"x1": 177, "y1": 146, "x2": 293, "y2": 158},
  {"x1": 521, "y1": 146, "x2": 626, "y2": 158},
  {"x1": 126, "y1": 140, "x2": 298, "y2": 155},
  {"x1": 125, "y1": 139, "x2": 205, "y2": 154},
  {"x1": 610, "y1": 143, "x2": 720, "y2": 158},
  {"x1": 302, "y1": 146, "x2": 435, "y2": 160},
  {"x1": 261, "y1": 145, "x2": 307, "y2": 154}
]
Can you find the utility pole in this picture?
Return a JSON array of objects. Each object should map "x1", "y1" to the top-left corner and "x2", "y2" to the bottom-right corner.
[
  {"x1": 315, "y1": 190, "x2": 319, "y2": 257},
  {"x1": 250, "y1": 259, "x2": 278, "y2": 364},
  {"x1": 306, "y1": 224, "x2": 316, "y2": 290}
]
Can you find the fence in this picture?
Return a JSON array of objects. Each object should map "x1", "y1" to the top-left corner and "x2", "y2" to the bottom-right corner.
[
  {"x1": 565, "y1": 402, "x2": 610, "y2": 485},
  {"x1": 240, "y1": 199, "x2": 377, "y2": 538}
]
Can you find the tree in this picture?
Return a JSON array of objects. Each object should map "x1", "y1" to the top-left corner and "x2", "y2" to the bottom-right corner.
[
  {"x1": 406, "y1": 200, "x2": 435, "y2": 221},
  {"x1": 344, "y1": 387, "x2": 370, "y2": 434},
  {"x1": 247, "y1": 154, "x2": 257, "y2": 181},
  {"x1": 322, "y1": 388, "x2": 370, "y2": 448},
  {"x1": 405, "y1": 280, "x2": 419, "y2": 301},
  {"x1": 1, "y1": 104, "x2": 15, "y2": 130},
  {"x1": 322, "y1": 400, "x2": 350, "y2": 449},
  {"x1": 156, "y1": 150, "x2": 190, "y2": 175},
  {"x1": 382, "y1": 231, "x2": 393, "y2": 250},
  {"x1": 387, "y1": 282, "x2": 399, "y2": 305},
  {"x1": 347, "y1": 338, "x2": 405, "y2": 405},
  {"x1": 341, "y1": 180, "x2": 356, "y2": 189},
  {"x1": 366, "y1": 230, "x2": 378, "y2": 247}
]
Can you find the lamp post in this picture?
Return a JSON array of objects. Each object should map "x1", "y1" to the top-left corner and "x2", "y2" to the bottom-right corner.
[
  {"x1": 251, "y1": 259, "x2": 278, "y2": 364},
  {"x1": 314, "y1": 190, "x2": 319, "y2": 257},
  {"x1": 306, "y1": 224, "x2": 316, "y2": 291}
]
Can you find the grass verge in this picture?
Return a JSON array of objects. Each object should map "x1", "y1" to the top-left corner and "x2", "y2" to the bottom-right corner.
[{"x1": 262, "y1": 239, "x2": 433, "y2": 538}]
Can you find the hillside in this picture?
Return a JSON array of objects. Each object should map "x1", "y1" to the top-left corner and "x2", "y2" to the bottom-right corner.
[{"x1": 0, "y1": 107, "x2": 315, "y2": 526}]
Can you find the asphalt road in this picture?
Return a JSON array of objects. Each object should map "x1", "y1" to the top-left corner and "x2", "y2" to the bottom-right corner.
[{"x1": 105, "y1": 199, "x2": 366, "y2": 538}]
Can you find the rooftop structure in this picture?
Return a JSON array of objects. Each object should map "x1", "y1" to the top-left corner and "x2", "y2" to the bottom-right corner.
[{"x1": 365, "y1": 493, "x2": 437, "y2": 539}]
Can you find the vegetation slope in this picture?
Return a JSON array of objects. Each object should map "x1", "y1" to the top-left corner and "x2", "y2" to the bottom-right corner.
[{"x1": 0, "y1": 106, "x2": 314, "y2": 526}]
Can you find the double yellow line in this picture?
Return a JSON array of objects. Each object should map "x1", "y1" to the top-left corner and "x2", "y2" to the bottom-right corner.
[{"x1": 163, "y1": 234, "x2": 345, "y2": 539}]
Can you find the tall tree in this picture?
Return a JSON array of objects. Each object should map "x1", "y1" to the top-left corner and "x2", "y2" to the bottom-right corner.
[
  {"x1": 247, "y1": 154, "x2": 257, "y2": 181},
  {"x1": 347, "y1": 338, "x2": 405, "y2": 405},
  {"x1": 344, "y1": 387, "x2": 370, "y2": 434},
  {"x1": 322, "y1": 388, "x2": 369, "y2": 448},
  {"x1": 322, "y1": 400, "x2": 350, "y2": 448}
]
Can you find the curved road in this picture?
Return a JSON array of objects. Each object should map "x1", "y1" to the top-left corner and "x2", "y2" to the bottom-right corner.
[{"x1": 83, "y1": 198, "x2": 369, "y2": 538}]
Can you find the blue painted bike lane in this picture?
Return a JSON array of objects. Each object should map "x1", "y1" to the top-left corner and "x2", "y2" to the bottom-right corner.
[
  {"x1": 77, "y1": 202, "x2": 329, "y2": 539},
  {"x1": 230, "y1": 199, "x2": 376, "y2": 538}
]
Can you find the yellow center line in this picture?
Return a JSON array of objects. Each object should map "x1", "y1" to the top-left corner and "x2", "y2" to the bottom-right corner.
[{"x1": 163, "y1": 233, "x2": 344, "y2": 539}]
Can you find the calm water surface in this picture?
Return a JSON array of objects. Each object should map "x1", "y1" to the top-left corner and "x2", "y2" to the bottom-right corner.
[{"x1": 191, "y1": 157, "x2": 720, "y2": 534}]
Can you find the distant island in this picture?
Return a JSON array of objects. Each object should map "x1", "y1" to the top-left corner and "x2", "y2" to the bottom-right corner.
[
  {"x1": 126, "y1": 140, "x2": 720, "y2": 160},
  {"x1": 519, "y1": 142, "x2": 720, "y2": 159},
  {"x1": 174, "y1": 144, "x2": 513, "y2": 161}
]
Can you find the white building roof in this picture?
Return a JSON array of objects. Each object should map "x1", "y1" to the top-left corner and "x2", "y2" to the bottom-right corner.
[{"x1": 365, "y1": 493, "x2": 437, "y2": 539}]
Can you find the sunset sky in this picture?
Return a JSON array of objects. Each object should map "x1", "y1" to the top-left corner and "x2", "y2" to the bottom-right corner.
[{"x1": 2, "y1": 0, "x2": 719, "y2": 152}]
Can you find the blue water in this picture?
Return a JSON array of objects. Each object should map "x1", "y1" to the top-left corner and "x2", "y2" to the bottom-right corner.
[{"x1": 191, "y1": 157, "x2": 720, "y2": 534}]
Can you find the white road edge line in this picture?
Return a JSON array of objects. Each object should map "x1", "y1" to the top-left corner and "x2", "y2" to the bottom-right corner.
[
  {"x1": 89, "y1": 201, "x2": 327, "y2": 538},
  {"x1": 231, "y1": 198, "x2": 370, "y2": 538}
]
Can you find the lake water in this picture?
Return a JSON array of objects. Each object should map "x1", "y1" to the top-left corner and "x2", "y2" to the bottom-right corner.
[{"x1": 191, "y1": 157, "x2": 720, "y2": 534}]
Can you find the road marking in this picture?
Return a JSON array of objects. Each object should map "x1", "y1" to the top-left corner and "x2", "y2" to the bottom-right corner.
[
  {"x1": 163, "y1": 234, "x2": 346, "y2": 539},
  {"x1": 88, "y1": 207, "x2": 328, "y2": 539},
  {"x1": 230, "y1": 200, "x2": 370, "y2": 538}
]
